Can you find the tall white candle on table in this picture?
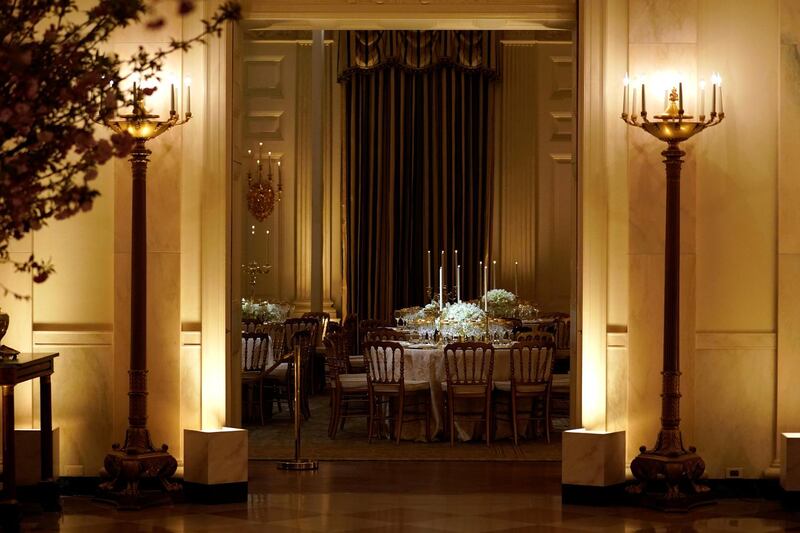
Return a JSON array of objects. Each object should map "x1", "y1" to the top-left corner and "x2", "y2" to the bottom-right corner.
[
  {"x1": 427, "y1": 250, "x2": 431, "y2": 293},
  {"x1": 439, "y1": 266, "x2": 443, "y2": 310},
  {"x1": 456, "y1": 264, "x2": 461, "y2": 302},
  {"x1": 483, "y1": 265, "x2": 489, "y2": 312},
  {"x1": 492, "y1": 260, "x2": 497, "y2": 289},
  {"x1": 441, "y1": 250, "x2": 445, "y2": 291},
  {"x1": 453, "y1": 249, "x2": 458, "y2": 287},
  {"x1": 514, "y1": 261, "x2": 519, "y2": 295},
  {"x1": 699, "y1": 80, "x2": 706, "y2": 118},
  {"x1": 479, "y1": 260, "x2": 483, "y2": 297}
]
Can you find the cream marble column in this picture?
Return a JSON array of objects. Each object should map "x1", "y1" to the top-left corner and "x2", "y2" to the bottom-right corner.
[
  {"x1": 201, "y1": 11, "x2": 233, "y2": 428},
  {"x1": 776, "y1": 0, "x2": 800, "y2": 465},
  {"x1": 294, "y1": 41, "x2": 339, "y2": 316},
  {"x1": 626, "y1": 0, "x2": 698, "y2": 462},
  {"x1": 310, "y1": 30, "x2": 324, "y2": 313}
]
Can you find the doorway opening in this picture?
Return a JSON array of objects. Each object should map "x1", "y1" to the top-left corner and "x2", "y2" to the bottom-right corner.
[{"x1": 231, "y1": 19, "x2": 578, "y2": 461}]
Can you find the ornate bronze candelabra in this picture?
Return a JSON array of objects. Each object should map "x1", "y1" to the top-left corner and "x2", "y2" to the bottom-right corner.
[
  {"x1": 242, "y1": 261, "x2": 272, "y2": 301},
  {"x1": 622, "y1": 76, "x2": 724, "y2": 510},
  {"x1": 98, "y1": 83, "x2": 191, "y2": 508}
]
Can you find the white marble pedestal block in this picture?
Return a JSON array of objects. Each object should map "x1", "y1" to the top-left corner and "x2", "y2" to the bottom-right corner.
[
  {"x1": 14, "y1": 428, "x2": 60, "y2": 486},
  {"x1": 184, "y1": 428, "x2": 248, "y2": 503},
  {"x1": 781, "y1": 433, "x2": 800, "y2": 491},
  {"x1": 562, "y1": 429, "x2": 626, "y2": 504}
]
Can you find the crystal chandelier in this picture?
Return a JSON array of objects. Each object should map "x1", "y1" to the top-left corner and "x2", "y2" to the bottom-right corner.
[{"x1": 247, "y1": 142, "x2": 283, "y2": 222}]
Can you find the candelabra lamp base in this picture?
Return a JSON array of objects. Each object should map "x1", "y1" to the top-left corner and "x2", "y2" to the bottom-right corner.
[
  {"x1": 278, "y1": 459, "x2": 319, "y2": 471},
  {"x1": 627, "y1": 432, "x2": 713, "y2": 512},
  {"x1": 98, "y1": 428, "x2": 180, "y2": 510}
]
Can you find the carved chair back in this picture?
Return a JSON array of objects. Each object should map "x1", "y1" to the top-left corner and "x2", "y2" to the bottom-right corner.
[
  {"x1": 443, "y1": 342, "x2": 495, "y2": 386},
  {"x1": 284, "y1": 318, "x2": 318, "y2": 352},
  {"x1": 509, "y1": 341, "x2": 555, "y2": 387},
  {"x1": 302, "y1": 311, "x2": 330, "y2": 345},
  {"x1": 366, "y1": 327, "x2": 407, "y2": 342},
  {"x1": 364, "y1": 341, "x2": 405, "y2": 387},
  {"x1": 241, "y1": 331, "x2": 271, "y2": 373}
]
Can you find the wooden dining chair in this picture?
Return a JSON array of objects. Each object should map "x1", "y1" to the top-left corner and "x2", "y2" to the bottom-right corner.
[
  {"x1": 259, "y1": 323, "x2": 289, "y2": 417},
  {"x1": 364, "y1": 341, "x2": 431, "y2": 444},
  {"x1": 302, "y1": 312, "x2": 331, "y2": 393},
  {"x1": 303, "y1": 311, "x2": 331, "y2": 343},
  {"x1": 358, "y1": 319, "x2": 390, "y2": 353},
  {"x1": 443, "y1": 342, "x2": 495, "y2": 446},
  {"x1": 241, "y1": 331, "x2": 272, "y2": 425},
  {"x1": 494, "y1": 340, "x2": 555, "y2": 444},
  {"x1": 324, "y1": 331, "x2": 368, "y2": 438},
  {"x1": 365, "y1": 327, "x2": 407, "y2": 342}
]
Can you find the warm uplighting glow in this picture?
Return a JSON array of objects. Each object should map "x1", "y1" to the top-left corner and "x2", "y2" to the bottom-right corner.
[{"x1": 621, "y1": 69, "x2": 725, "y2": 135}]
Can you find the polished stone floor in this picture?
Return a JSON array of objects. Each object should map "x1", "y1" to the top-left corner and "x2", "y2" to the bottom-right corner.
[{"x1": 19, "y1": 461, "x2": 800, "y2": 532}]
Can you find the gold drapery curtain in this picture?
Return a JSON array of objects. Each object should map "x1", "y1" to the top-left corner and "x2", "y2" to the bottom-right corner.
[{"x1": 340, "y1": 30, "x2": 500, "y2": 320}]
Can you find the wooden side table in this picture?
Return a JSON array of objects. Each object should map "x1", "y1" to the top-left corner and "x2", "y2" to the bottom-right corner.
[{"x1": 0, "y1": 352, "x2": 59, "y2": 529}]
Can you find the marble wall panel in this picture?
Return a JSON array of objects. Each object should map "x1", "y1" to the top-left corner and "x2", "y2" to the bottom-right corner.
[
  {"x1": 146, "y1": 252, "x2": 182, "y2": 458},
  {"x1": 30, "y1": 337, "x2": 114, "y2": 478},
  {"x1": 782, "y1": 0, "x2": 800, "y2": 44},
  {"x1": 695, "y1": 0, "x2": 778, "y2": 333},
  {"x1": 779, "y1": 42, "x2": 800, "y2": 255},
  {"x1": 606, "y1": 344, "x2": 629, "y2": 433},
  {"x1": 626, "y1": 253, "x2": 663, "y2": 461},
  {"x1": 112, "y1": 252, "x2": 130, "y2": 442},
  {"x1": 694, "y1": 347, "x2": 776, "y2": 479},
  {"x1": 180, "y1": 342, "x2": 202, "y2": 461},
  {"x1": 629, "y1": 0, "x2": 698, "y2": 44},
  {"x1": 32, "y1": 163, "x2": 114, "y2": 326},
  {"x1": 777, "y1": 255, "x2": 800, "y2": 454}
]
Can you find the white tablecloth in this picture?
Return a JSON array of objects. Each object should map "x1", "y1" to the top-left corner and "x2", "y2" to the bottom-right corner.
[{"x1": 396, "y1": 344, "x2": 524, "y2": 442}]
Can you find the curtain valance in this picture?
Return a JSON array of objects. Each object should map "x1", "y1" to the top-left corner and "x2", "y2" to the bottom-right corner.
[{"x1": 337, "y1": 30, "x2": 501, "y2": 82}]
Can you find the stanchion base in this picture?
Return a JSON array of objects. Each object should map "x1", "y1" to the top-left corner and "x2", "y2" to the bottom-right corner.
[{"x1": 278, "y1": 459, "x2": 319, "y2": 471}]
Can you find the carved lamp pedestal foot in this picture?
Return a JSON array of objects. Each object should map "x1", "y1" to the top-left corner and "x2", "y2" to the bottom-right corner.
[
  {"x1": 98, "y1": 428, "x2": 180, "y2": 510},
  {"x1": 627, "y1": 430, "x2": 712, "y2": 511}
]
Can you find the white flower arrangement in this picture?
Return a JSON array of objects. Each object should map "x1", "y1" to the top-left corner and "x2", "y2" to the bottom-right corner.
[
  {"x1": 440, "y1": 302, "x2": 486, "y2": 339},
  {"x1": 241, "y1": 299, "x2": 292, "y2": 323},
  {"x1": 483, "y1": 288, "x2": 518, "y2": 318}
]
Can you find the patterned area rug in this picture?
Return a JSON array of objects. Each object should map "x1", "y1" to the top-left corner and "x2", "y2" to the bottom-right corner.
[{"x1": 248, "y1": 394, "x2": 566, "y2": 461}]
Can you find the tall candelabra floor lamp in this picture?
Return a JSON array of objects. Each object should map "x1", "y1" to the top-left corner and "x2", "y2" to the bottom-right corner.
[
  {"x1": 621, "y1": 73, "x2": 725, "y2": 510},
  {"x1": 98, "y1": 81, "x2": 191, "y2": 509}
]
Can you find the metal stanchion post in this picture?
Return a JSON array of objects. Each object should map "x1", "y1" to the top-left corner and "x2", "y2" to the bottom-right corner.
[{"x1": 278, "y1": 344, "x2": 319, "y2": 471}]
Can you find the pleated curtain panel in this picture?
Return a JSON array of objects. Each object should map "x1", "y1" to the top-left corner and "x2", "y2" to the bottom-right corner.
[{"x1": 338, "y1": 30, "x2": 501, "y2": 320}]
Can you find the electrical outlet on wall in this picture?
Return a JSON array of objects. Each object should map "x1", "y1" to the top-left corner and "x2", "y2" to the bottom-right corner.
[{"x1": 725, "y1": 467, "x2": 744, "y2": 479}]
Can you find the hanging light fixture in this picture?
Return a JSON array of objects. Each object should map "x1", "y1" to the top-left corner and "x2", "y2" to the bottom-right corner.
[{"x1": 247, "y1": 142, "x2": 278, "y2": 221}]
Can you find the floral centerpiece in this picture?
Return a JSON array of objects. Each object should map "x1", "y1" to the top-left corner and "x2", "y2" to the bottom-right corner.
[
  {"x1": 516, "y1": 300, "x2": 540, "y2": 320},
  {"x1": 403, "y1": 301, "x2": 440, "y2": 339},
  {"x1": 483, "y1": 289, "x2": 518, "y2": 318},
  {"x1": 241, "y1": 299, "x2": 292, "y2": 323},
  {"x1": 440, "y1": 302, "x2": 486, "y2": 340}
]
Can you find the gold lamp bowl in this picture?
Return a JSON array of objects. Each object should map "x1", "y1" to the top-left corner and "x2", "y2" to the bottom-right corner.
[{"x1": 640, "y1": 120, "x2": 706, "y2": 143}]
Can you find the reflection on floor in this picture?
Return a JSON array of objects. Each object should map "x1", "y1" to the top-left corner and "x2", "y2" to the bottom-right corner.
[
  {"x1": 20, "y1": 461, "x2": 800, "y2": 532},
  {"x1": 247, "y1": 394, "x2": 566, "y2": 461}
]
